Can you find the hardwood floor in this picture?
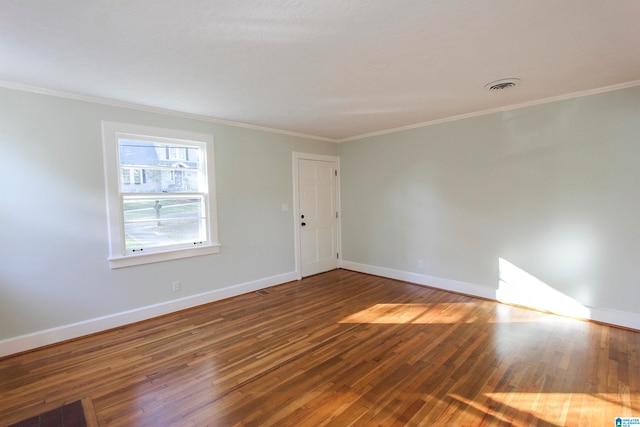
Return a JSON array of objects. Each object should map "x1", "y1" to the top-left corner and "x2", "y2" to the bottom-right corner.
[{"x1": 1, "y1": 269, "x2": 638, "y2": 426}]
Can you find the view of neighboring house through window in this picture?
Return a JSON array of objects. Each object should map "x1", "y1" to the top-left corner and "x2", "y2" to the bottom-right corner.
[
  {"x1": 102, "y1": 122, "x2": 220, "y2": 268},
  {"x1": 118, "y1": 138, "x2": 205, "y2": 250}
]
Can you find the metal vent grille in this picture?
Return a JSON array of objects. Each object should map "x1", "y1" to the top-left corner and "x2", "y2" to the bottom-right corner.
[{"x1": 485, "y1": 78, "x2": 520, "y2": 91}]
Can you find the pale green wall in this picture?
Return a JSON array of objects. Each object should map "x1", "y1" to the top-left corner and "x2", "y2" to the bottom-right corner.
[
  {"x1": 0, "y1": 87, "x2": 337, "y2": 340},
  {"x1": 2, "y1": 85, "x2": 639, "y2": 341},
  {"x1": 339, "y1": 86, "x2": 640, "y2": 314}
]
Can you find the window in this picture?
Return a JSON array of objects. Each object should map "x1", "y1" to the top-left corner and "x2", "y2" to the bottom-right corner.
[
  {"x1": 102, "y1": 122, "x2": 220, "y2": 268},
  {"x1": 121, "y1": 167, "x2": 146, "y2": 185},
  {"x1": 168, "y1": 146, "x2": 188, "y2": 161}
]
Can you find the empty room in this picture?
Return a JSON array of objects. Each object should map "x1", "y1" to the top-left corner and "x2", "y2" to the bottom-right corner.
[{"x1": 1, "y1": 1, "x2": 639, "y2": 426}]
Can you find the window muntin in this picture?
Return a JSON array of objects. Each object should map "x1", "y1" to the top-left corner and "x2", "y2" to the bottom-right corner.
[{"x1": 102, "y1": 122, "x2": 219, "y2": 268}]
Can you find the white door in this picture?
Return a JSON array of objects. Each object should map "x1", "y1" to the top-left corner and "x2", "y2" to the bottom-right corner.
[{"x1": 298, "y1": 159, "x2": 338, "y2": 277}]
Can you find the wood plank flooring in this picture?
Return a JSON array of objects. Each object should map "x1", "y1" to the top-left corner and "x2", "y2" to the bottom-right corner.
[{"x1": 1, "y1": 269, "x2": 638, "y2": 426}]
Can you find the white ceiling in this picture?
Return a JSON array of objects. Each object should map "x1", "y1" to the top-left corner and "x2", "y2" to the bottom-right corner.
[{"x1": 1, "y1": 0, "x2": 639, "y2": 141}]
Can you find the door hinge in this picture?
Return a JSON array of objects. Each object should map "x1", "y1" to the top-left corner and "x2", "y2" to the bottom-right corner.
[
  {"x1": 336, "y1": 211, "x2": 338, "y2": 218},
  {"x1": 337, "y1": 252, "x2": 339, "y2": 259},
  {"x1": 334, "y1": 169, "x2": 337, "y2": 177}
]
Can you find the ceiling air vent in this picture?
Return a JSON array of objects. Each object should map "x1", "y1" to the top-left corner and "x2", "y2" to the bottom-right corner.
[{"x1": 484, "y1": 78, "x2": 520, "y2": 91}]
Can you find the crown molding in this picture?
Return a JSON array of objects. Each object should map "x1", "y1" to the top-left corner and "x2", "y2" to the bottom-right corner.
[
  {"x1": 0, "y1": 81, "x2": 339, "y2": 143},
  {"x1": 337, "y1": 79, "x2": 640, "y2": 143},
  {"x1": 3, "y1": 79, "x2": 638, "y2": 144}
]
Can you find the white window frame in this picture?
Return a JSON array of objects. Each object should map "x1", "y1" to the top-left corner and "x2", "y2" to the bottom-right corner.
[{"x1": 102, "y1": 121, "x2": 220, "y2": 269}]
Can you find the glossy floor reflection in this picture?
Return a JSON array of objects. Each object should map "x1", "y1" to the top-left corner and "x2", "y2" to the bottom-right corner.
[{"x1": 1, "y1": 269, "x2": 638, "y2": 426}]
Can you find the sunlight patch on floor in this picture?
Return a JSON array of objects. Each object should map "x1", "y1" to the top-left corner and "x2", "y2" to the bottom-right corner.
[
  {"x1": 339, "y1": 303, "x2": 474, "y2": 324},
  {"x1": 483, "y1": 392, "x2": 637, "y2": 420},
  {"x1": 338, "y1": 300, "x2": 582, "y2": 325}
]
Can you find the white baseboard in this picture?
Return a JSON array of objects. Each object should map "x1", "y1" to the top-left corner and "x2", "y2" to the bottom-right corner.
[
  {"x1": 3, "y1": 265, "x2": 638, "y2": 359},
  {"x1": 0, "y1": 271, "x2": 298, "y2": 358},
  {"x1": 340, "y1": 260, "x2": 496, "y2": 300},
  {"x1": 340, "y1": 260, "x2": 640, "y2": 331},
  {"x1": 587, "y1": 306, "x2": 640, "y2": 331}
]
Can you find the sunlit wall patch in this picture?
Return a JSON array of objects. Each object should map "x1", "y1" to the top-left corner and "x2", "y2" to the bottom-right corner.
[{"x1": 496, "y1": 257, "x2": 591, "y2": 319}]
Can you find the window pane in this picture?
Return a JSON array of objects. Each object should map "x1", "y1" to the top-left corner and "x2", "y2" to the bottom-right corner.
[
  {"x1": 118, "y1": 139, "x2": 201, "y2": 193},
  {"x1": 124, "y1": 218, "x2": 207, "y2": 250},
  {"x1": 123, "y1": 197, "x2": 207, "y2": 250},
  {"x1": 123, "y1": 197, "x2": 203, "y2": 222}
]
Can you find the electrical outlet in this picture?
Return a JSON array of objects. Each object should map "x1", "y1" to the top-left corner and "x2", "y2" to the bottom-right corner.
[
  {"x1": 172, "y1": 281, "x2": 181, "y2": 292},
  {"x1": 417, "y1": 259, "x2": 424, "y2": 269}
]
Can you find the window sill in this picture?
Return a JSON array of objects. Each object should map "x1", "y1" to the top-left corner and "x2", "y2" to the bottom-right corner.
[{"x1": 108, "y1": 244, "x2": 221, "y2": 269}]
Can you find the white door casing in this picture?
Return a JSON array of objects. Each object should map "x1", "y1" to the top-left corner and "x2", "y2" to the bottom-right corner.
[{"x1": 293, "y1": 154, "x2": 339, "y2": 278}]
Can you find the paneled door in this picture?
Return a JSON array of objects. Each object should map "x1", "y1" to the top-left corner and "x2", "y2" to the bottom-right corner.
[{"x1": 298, "y1": 159, "x2": 338, "y2": 277}]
